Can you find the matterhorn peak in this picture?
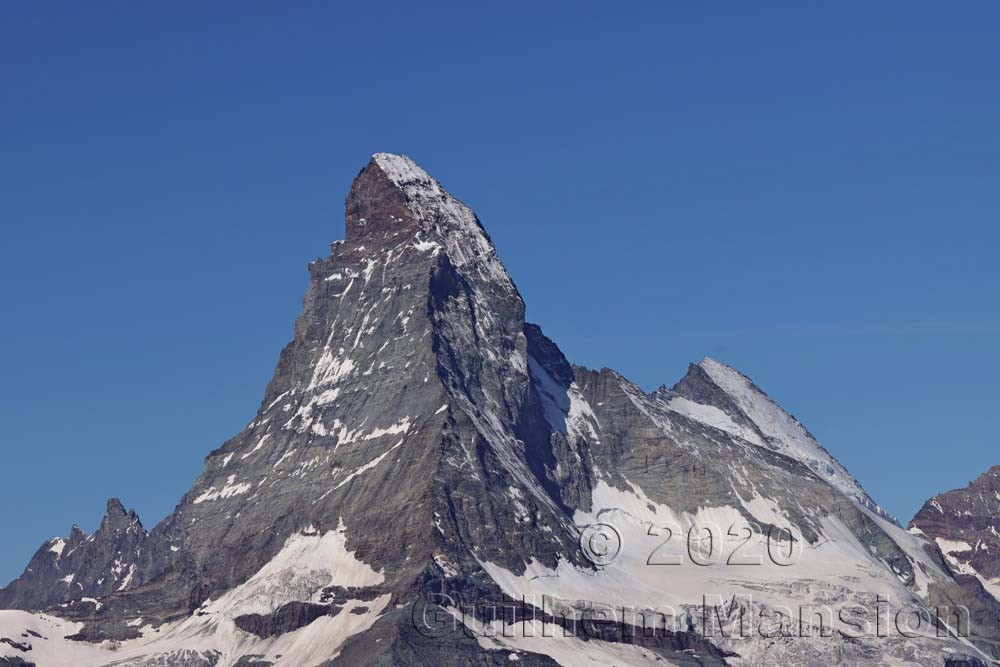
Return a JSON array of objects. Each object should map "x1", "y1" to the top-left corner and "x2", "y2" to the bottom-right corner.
[{"x1": 1, "y1": 153, "x2": 995, "y2": 667}]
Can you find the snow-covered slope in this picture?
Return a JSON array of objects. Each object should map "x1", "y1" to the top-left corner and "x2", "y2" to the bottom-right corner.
[
  {"x1": 0, "y1": 522, "x2": 390, "y2": 666},
  {"x1": 486, "y1": 358, "x2": 1000, "y2": 666},
  {"x1": 665, "y1": 357, "x2": 891, "y2": 521}
]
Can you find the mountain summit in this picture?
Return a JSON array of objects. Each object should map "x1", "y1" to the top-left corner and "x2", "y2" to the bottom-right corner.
[{"x1": 1, "y1": 154, "x2": 997, "y2": 666}]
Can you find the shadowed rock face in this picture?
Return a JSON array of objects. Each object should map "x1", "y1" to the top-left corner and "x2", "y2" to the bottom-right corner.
[
  {"x1": 912, "y1": 466, "x2": 1000, "y2": 660},
  {"x1": 912, "y1": 466, "x2": 1000, "y2": 583},
  {"x1": 0, "y1": 656, "x2": 35, "y2": 667},
  {"x1": 1, "y1": 154, "x2": 997, "y2": 666}
]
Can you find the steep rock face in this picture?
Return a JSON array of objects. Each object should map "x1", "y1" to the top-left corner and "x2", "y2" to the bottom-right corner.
[
  {"x1": 912, "y1": 466, "x2": 1000, "y2": 594},
  {"x1": 911, "y1": 466, "x2": 1000, "y2": 657},
  {"x1": 120, "y1": 153, "x2": 581, "y2": 619},
  {"x1": 1, "y1": 153, "x2": 998, "y2": 666},
  {"x1": 0, "y1": 499, "x2": 147, "y2": 611},
  {"x1": 2, "y1": 154, "x2": 601, "y2": 666}
]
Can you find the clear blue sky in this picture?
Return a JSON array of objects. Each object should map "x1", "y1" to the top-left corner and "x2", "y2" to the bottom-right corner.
[{"x1": 1, "y1": 3, "x2": 997, "y2": 583}]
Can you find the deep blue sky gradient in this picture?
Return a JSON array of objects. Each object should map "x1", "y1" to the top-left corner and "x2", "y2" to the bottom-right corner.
[{"x1": 1, "y1": 2, "x2": 998, "y2": 583}]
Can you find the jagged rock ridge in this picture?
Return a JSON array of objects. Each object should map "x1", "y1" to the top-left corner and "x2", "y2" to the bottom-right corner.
[{"x1": 0, "y1": 499, "x2": 147, "y2": 612}]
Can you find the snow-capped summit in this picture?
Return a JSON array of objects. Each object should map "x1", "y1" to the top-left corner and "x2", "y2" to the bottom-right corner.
[{"x1": 370, "y1": 152, "x2": 433, "y2": 186}]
